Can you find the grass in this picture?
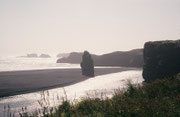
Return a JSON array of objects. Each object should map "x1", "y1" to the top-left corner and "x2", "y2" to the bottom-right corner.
[{"x1": 20, "y1": 74, "x2": 180, "y2": 117}]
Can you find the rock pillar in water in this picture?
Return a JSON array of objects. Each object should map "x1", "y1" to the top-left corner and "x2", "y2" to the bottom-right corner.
[{"x1": 80, "y1": 51, "x2": 94, "y2": 77}]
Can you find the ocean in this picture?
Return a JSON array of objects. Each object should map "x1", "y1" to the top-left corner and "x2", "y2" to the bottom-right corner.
[
  {"x1": 0, "y1": 70, "x2": 143, "y2": 117},
  {"x1": 0, "y1": 56, "x2": 80, "y2": 72},
  {"x1": 0, "y1": 56, "x2": 143, "y2": 116}
]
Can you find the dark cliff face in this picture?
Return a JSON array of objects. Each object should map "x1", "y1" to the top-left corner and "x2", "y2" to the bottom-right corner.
[
  {"x1": 143, "y1": 40, "x2": 180, "y2": 82},
  {"x1": 94, "y1": 49, "x2": 143, "y2": 67},
  {"x1": 57, "y1": 49, "x2": 143, "y2": 67}
]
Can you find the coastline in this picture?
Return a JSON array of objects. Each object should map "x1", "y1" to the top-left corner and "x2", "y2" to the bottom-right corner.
[{"x1": 0, "y1": 67, "x2": 139, "y2": 98}]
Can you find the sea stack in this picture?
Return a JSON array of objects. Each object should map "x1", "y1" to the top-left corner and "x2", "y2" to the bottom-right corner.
[{"x1": 80, "y1": 51, "x2": 94, "y2": 77}]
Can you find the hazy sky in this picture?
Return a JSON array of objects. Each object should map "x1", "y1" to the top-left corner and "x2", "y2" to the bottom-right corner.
[{"x1": 0, "y1": 0, "x2": 180, "y2": 56}]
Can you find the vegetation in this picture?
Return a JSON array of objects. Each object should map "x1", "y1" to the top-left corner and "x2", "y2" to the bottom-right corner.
[{"x1": 21, "y1": 74, "x2": 180, "y2": 117}]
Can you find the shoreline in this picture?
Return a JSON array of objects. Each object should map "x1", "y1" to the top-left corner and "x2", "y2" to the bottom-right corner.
[{"x1": 0, "y1": 67, "x2": 140, "y2": 98}]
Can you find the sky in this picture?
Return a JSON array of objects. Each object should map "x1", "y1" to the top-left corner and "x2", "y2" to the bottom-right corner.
[{"x1": 0, "y1": 0, "x2": 180, "y2": 56}]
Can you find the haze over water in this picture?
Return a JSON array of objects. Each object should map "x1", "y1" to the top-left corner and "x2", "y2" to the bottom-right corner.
[
  {"x1": 1, "y1": 0, "x2": 180, "y2": 56},
  {"x1": 0, "y1": 56, "x2": 80, "y2": 72}
]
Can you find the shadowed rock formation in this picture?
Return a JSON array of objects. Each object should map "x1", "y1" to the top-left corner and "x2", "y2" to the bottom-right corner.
[
  {"x1": 143, "y1": 40, "x2": 180, "y2": 82},
  {"x1": 80, "y1": 51, "x2": 94, "y2": 77}
]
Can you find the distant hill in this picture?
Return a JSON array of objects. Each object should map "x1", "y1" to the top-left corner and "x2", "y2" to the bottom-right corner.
[{"x1": 57, "y1": 49, "x2": 143, "y2": 67}]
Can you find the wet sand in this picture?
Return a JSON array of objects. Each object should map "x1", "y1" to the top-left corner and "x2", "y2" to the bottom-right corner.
[{"x1": 0, "y1": 67, "x2": 137, "y2": 98}]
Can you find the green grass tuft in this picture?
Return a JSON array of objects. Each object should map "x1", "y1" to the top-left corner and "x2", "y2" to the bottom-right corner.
[{"x1": 22, "y1": 75, "x2": 180, "y2": 117}]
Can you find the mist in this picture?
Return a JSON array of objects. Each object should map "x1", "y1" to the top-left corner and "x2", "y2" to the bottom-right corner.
[{"x1": 0, "y1": 0, "x2": 180, "y2": 56}]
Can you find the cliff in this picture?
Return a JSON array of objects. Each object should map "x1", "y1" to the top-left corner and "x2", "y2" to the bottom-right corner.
[
  {"x1": 57, "y1": 49, "x2": 143, "y2": 67},
  {"x1": 143, "y1": 40, "x2": 180, "y2": 82}
]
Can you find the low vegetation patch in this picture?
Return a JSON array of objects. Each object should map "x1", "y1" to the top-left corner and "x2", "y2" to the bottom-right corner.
[{"x1": 23, "y1": 75, "x2": 180, "y2": 117}]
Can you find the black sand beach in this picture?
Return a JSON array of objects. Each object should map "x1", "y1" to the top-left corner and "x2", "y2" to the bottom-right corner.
[{"x1": 0, "y1": 67, "x2": 137, "y2": 98}]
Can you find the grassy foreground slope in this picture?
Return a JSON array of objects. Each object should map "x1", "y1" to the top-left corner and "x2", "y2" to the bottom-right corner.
[{"x1": 26, "y1": 75, "x2": 180, "y2": 117}]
